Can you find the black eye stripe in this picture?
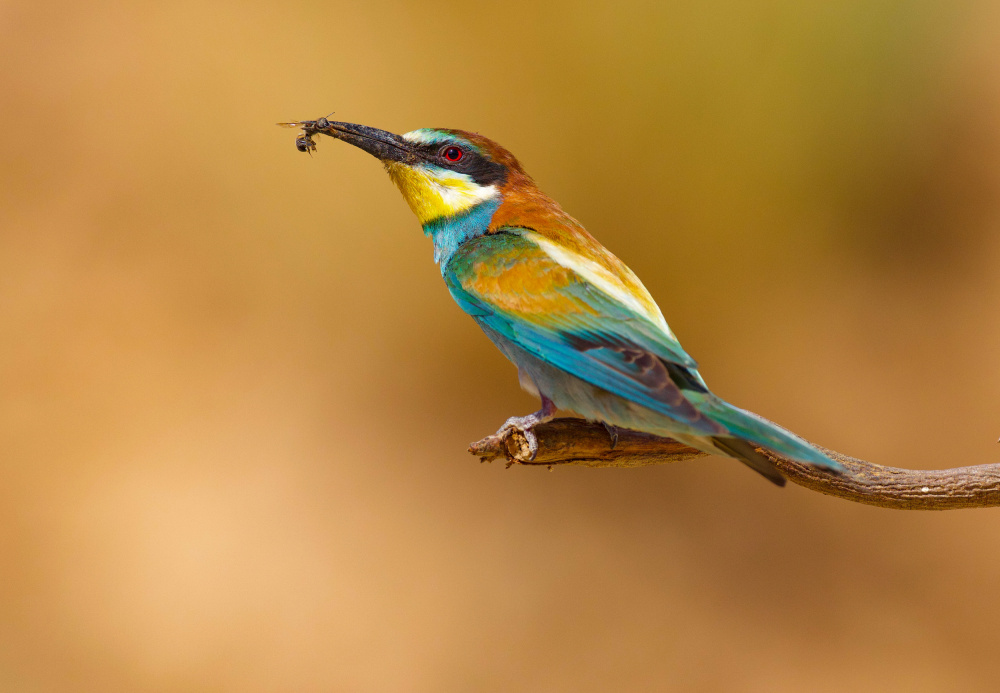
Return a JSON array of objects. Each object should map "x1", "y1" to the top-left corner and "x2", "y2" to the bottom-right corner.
[{"x1": 417, "y1": 141, "x2": 507, "y2": 186}]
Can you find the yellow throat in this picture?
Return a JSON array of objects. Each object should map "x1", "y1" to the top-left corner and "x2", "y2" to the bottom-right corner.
[{"x1": 385, "y1": 162, "x2": 498, "y2": 225}]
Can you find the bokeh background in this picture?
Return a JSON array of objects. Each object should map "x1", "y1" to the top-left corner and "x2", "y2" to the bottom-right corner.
[{"x1": 2, "y1": 1, "x2": 1000, "y2": 690}]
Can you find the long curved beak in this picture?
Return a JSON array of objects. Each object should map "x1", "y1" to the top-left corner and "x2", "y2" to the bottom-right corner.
[{"x1": 308, "y1": 119, "x2": 418, "y2": 164}]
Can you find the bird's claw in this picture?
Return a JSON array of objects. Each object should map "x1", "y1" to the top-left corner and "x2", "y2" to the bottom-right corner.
[
  {"x1": 603, "y1": 422, "x2": 619, "y2": 450},
  {"x1": 491, "y1": 397, "x2": 556, "y2": 466},
  {"x1": 496, "y1": 414, "x2": 541, "y2": 463}
]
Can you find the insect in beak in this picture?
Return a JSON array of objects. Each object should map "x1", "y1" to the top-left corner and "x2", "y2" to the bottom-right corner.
[{"x1": 277, "y1": 113, "x2": 334, "y2": 156}]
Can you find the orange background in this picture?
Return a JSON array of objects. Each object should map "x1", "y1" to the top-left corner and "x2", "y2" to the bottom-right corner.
[{"x1": 2, "y1": 1, "x2": 1000, "y2": 690}]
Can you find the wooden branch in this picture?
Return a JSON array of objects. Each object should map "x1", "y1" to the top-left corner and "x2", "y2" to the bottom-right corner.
[{"x1": 468, "y1": 418, "x2": 1000, "y2": 510}]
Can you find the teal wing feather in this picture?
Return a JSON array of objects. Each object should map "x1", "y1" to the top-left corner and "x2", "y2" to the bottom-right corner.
[
  {"x1": 443, "y1": 229, "x2": 841, "y2": 471},
  {"x1": 443, "y1": 230, "x2": 724, "y2": 434}
]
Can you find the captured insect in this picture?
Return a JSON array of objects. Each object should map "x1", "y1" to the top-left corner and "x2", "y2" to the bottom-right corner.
[{"x1": 277, "y1": 114, "x2": 334, "y2": 156}]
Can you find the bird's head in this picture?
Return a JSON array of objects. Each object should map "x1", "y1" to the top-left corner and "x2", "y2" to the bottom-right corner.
[{"x1": 309, "y1": 121, "x2": 529, "y2": 226}]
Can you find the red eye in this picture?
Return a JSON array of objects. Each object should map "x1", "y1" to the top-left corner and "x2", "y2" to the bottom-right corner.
[{"x1": 442, "y1": 146, "x2": 464, "y2": 162}]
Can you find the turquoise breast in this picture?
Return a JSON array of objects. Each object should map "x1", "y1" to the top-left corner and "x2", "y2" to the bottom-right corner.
[{"x1": 422, "y1": 199, "x2": 502, "y2": 270}]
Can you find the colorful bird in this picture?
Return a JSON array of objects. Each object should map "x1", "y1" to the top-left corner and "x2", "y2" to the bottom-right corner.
[{"x1": 283, "y1": 118, "x2": 841, "y2": 485}]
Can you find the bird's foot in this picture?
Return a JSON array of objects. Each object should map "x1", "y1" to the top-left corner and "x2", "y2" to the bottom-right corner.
[
  {"x1": 493, "y1": 396, "x2": 557, "y2": 465},
  {"x1": 602, "y1": 422, "x2": 619, "y2": 450}
]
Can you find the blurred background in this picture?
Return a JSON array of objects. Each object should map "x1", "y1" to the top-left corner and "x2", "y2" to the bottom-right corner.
[{"x1": 2, "y1": 0, "x2": 1000, "y2": 690}]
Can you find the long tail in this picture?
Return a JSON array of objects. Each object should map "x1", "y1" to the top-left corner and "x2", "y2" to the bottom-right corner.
[
  {"x1": 702, "y1": 399, "x2": 842, "y2": 485},
  {"x1": 709, "y1": 437, "x2": 787, "y2": 486}
]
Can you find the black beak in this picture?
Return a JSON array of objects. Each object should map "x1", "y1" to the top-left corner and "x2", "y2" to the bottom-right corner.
[{"x1": 288, "y1": 118, "x2": 419, "y2": 164}]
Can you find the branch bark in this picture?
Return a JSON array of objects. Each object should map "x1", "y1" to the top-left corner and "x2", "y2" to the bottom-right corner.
[{"x1": 468, "y1": 418, "x2": 1000, "y2": 510}]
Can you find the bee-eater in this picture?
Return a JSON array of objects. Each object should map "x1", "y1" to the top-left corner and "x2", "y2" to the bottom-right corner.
[{"x1": 286, "y1": 118, "x2": 841, "y2": 485}]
